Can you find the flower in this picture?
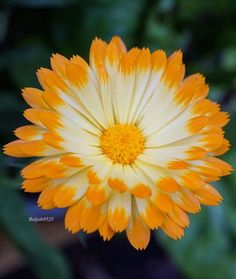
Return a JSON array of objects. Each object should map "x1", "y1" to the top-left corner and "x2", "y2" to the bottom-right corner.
[{"x1": 4, "y1": 36, "x2": 232, "y2": 250}]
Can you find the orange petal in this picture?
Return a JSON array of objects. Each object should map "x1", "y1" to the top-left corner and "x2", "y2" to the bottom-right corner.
[
  {"x1": 60, "y1": 154, "x2": 83, "y2": 167},
  {"x1": 37, "y1": 67, "x2": 67, "y2": 92},
  {"x1": 87, "y1": 169, "x2": 102, "y2": 184},
  {"x1": 192, "y1": 74, "x2": 209, "y2": 100},
  {"x1": 177, "y1": 191, "x2": 201, "y2": 213},
  {"x1": 200, "y1": 133, "x2": 224, "y2": 152},
  {"x1": 180, "y1": 172, "x2": 205, "y2": 190},
  {"x1": 43, "y1": 132, "x2": 64, "y2": 149},
  {"x1": 38, "y1": 186, "x2": 58, "y2": 209},
  {"x1": 202, "y1": 175, "x2": 220, "y2": 182},
  {"x1": 39, "y1": 110, "x2": 62, "y2": 131},
  {"x1": 118, "y1": 48, "x2": 140, "y2": 74},
  {"x1": 66, "y1": 61, "x2": 88, "y2": 88},
  {"x1": 168, "y1": 159, "x2": 189, "y2": 170},
  {"x1": 192, "y1": 99, "x2": 218, "y2": 116},
  {"x1": 20, "y1": 140, "x2": 57, "y2": 157},
  {"x1": 205, "y1": 157, "x2": 233, "y2": 176},
  {"x1": 50, "y1": 53, "x2": 69, "y2": 78},
  {"x1": 21, "y1": 160, "x2": 45, "y2": 178},
  {"x1": 187, "y1": 116, "x2": 209, "y2": 134},
  {"x1": 41, "y1": 161, "x2": 68, "y2": 178},
  {"x1": 108, "y1": 207, "x2": 130, "y2": 232},
  {"x1": 43, "y1": 90, "x2": 64, "y2": 109},
  {"x1": 162, "y1": 50, "x2": 185, "y2": 88},
  {"x1": 194, "y1": 163, "x2": 222, "y2": 177},
  {"x1": 86, "y1": 185, "x2": 109, "y2": 206},
  {"x1": 70, "y1": 55, "x2": 89, "y2": 70},
  {"x1": 106, "y1": 41, "x2": 123, "y2": 66},
  {"x1": 80, "y1": 205, "x2": 105, "y2": 233},
  {"x1": 3, "y1": 140, "x2": 30, "y2": 157},
  {"x1": 157, "y1": 177, "x2": 180, "y2": 192},
  {"x1": 161, "y1": 216, "x2": 184, "y2": 240},
  {"x1": 89, "y1": 37, "x2": 107, "y2": 71},
  {"x1": 108, "y1": 178, "x2": 128, "y2": 193},
  {"x1": 22, "y1": 176, "x2": 49, "y2": 193},
  {"x1": 143, "y1": 203, "x2": 163, "y2": 229},
  {"x1": 208, "y1": 111, "x2": 230, "y2": 127},
  {"x1": 131, "y1": 183, "x2": 152, "y2": 198},
  {"x1": 23, "y1": 108, "x2": 44, "y2": 127},
  {"x1": 134, "y1": 48, "x2": 151, "y2": 71},
  {"x1": 53, "y1": 185, "x2": 76, "y2": 208},
  {"x1": 197, "y1": 196, "x2": 221, "y2": 206},
  {"x1": 126, "y1": 217, "x2": 150, "y2": 250},
  {"x1": 22, "y1": 87, "x2": 49, "y2": 109},
  {"x1": 153, "y1": 192, "x2": 173, "y2": 212},
  {"x1": 110, "y1": 36, "x2": 126, "y2": 53},
  {"x1": 14, "y1": 125, "x2": 45, "y2": 141},
  {"x1": 195, "y1": 184, "x2": 222, "y2": 204},
  {"x1": 168, "y1": 205, "x2": 190, "y2": 228},
  {"x1": 65, "y1": 200, "x2": 85, "y2": 233},
  {"x1": 185, "y1": 146, "x2": 207, "y2": 160},
  {"x1": 174, "y1": 74, "x2": 198, "y2": 106},
  {"x1": 99, "y1": 220, "x2": 115, "y2": 241},
  {"x1": 151, "y1": 50, "x2": 167, "y2": 71},
  {"x1": 213, "y1": 138, "x2": 230, "y2": 156}
]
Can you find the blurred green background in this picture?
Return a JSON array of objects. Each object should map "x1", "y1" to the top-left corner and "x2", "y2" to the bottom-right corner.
[{"x1": 0, "y1": 0, "x2": 236, "y2": 278}]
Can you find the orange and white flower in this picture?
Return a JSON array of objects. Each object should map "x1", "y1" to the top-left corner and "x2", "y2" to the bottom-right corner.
[{"x1": 4, "y1": 36, "x2": 232, "y2": 249}]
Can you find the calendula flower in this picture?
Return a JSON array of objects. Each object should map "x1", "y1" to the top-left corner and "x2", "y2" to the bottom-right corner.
[{"x1": 4, "y1": 36, "x2": 232, "y2": 250}]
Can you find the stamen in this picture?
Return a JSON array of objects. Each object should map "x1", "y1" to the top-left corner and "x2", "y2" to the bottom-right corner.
[{"x1": 100, "y1": 124, "x2": 145, "y2": 164}]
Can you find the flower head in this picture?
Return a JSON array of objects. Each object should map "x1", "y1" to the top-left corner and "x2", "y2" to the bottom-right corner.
[{"x1": 4, "y1": 36, "x2": 232, "y2": 250}]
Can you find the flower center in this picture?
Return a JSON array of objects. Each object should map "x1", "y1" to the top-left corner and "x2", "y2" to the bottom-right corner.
[{"x1": 100, "y1": 124, "x2": 145, "y2": 164}]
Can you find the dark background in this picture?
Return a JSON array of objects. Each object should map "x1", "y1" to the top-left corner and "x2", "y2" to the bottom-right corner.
[{"x1": 0, "y1": 0, "x2": 236, "y2": 278}]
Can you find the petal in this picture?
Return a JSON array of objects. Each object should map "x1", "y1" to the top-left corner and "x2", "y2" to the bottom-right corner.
[
  {"x1": 14, "y1": 125, "x2": 46, "y2": 141},
  {"x1": 126, "y1": 206, "x2": 150, "y2": 250},
  {"x1": 86, "y1": 183, "x2": 111, "y2": 206},
  {"x1": 162, "y1": 50, "x2": 185, "y2": 89},
  {"x1": 50, "y1": 53, "x2": 69, "y2": 78},
  {"x1": 38, "y1": 181, "x2": 62, "y2": 209},
  {"x1": 66, "y1": 60, "x2": 109, "y2": 128},
  {"x1": 136, "y1": 198, "x2": 163, "y2": 229},
  {"x1": 152, "y1": 192, "x2": 174, "y2": 213},
  {"x1": 3, "y1": 140, "x2": 31, "y2": 157},
  {"x1": 37, "y1": 67, "x2": 67, "y2": 92},
  {"x1": 22, "y1": 176, "x2": 50, "y2": 193},
  {"x1": 80, "y1": 203, "x2": 106, "y2": 233},
  {"x1": 22, "y1": 87, "x2": 49, "y2": 109},
  {"x1": 53, "y1": 169, "x2": 89, "y2": 207},
  {"x1": 89, "y1": 37, "x2": 107, "y2": 77},
  {"x1": 168, "y1": 205, "x2": 190, "y2": 228},
  {"x1": 99, "y1": 220, "x2": 115, "y2": 241},
  {"x1": 108, "y1": 192, "x2": 131, "y2": 232},
  {"x1": 21, "y1": 140, "x2": 64, "y2": 157},
  {"x1": 176, "y1": 190, "x2": 201, "y2": 213},
  {"x1": 161, "y1": 216, "x2": 184, "y2": 240},
  {"x1": 65, "y1": 199, "x2": 85, "y2": 233}
]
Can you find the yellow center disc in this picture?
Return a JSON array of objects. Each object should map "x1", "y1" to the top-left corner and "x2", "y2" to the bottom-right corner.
[{"x1": 100, "y1": 124, "x2": 145, "y2": 164}]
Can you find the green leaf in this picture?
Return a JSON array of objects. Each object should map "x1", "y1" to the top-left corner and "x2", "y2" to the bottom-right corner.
[
  {"x1": 157, "y1": 206, "x2": 236, "y2": 279},
  {"x1": 0, "y1": 10, "x2": 9, "y2": 43},
  {"x1": 0, "y1": 187, "x2": 72, "y2": 279},
  {"x1": 51, "y1": 0, "x2": 144, "y2": 58},
  {"x1": 3, "y1": 41, "x2": 51, "y2": 88},
  {"x1": 3, "y1": 0, "x2": 76, "y2": 7},
  {"x1": 222, "y1": 48, "x2": 236, "y2": 71}
]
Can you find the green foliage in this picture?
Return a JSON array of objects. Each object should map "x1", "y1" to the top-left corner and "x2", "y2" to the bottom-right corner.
[
  {"x1": 157, "y1": 180, "x2": 236, "y2": 279},
  {"x1": 0, "y1": 186, "x2": 72, "y2": 279},
  {"x1": 2, "y1": 0, "x2": 76, "y2": 7}
]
